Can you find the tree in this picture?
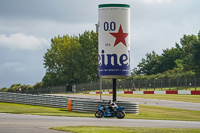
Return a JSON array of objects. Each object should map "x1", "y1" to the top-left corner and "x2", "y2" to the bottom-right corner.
[
  {"x1": 190, "y1": 32, "x2": 200, "y2": 76},
  {"x1": 78, "y1": 31, "x2": 98, "y2": 83},
  {"x1": 177, "y1": 31, "x2": 200, "y2": 76},
  {"x1": 43, "y1": 34, "x2": 79, "y2": 87},
  {"x1": 159, "y1": 47, "x2": 182, "y2": 72},
  {"x1": 134, "y1": 51, "x2": 161, "y2": 75},
  {"x1": 43, "y1": 31, "x2": 98, "y2": 90},
  {"x1": 133, "y1": 30, "x2": 200, "y2": 77}
]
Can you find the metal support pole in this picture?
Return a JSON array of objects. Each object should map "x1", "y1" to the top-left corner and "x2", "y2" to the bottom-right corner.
[
  {"x1": 100, "y1": 79, "x2": 102, "y2": 101},
  {"x1": 177, "y1": 78, "x2": 179, "y2": 90},
  {"x1": 195, "y1": 78, "x2": 197, "y2": 91},
  {"x1": 113, "y1": 78, "x2": 117, "y2": 102},
  {"x1": 186, "y1": 78, "x2": 187, "y2": 90},
  {"x1": 139, "y1": 80, "x2": 140, "y2": 91},
  {"x1": 146, "y1": 80, "x2": 147, "y2": 91}
]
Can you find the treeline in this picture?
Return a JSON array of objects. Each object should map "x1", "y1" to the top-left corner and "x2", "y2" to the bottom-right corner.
[
  {"x1": 0, "y1": 82, "x2": 43, "y2": 93},
  {"x1": 131, "y1": 31, "x2": 200, "y2": 80}
]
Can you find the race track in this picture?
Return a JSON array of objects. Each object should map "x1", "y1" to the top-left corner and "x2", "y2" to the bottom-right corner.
[
  {"x1": 1, "y1": 94, "x2": 200, "y2": 133},
  {"x1": 0, "y1": 113, "x2": 200, "y2": 133}
]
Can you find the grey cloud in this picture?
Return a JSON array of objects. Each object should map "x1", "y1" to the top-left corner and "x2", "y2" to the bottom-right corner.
[
  {"x1": 0, "y1": 33, "x2": 49, "y2": 50},
  {"x1": 0, "y1": 0, "x2": 98, "y2": 24},
  {"x1": 0, "y1": 47, "x2": 47, "y2": 88}
]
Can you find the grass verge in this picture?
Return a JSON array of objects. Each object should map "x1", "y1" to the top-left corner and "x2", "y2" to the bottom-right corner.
[
  {"x1": 51, "y1": 126, "x2": 200, "y2": 133},
  {"x1": 133, "y1": 104, "x2": 200, "y2": 121},
  {"x1": 0, "y1": 102, "x2": 200, "y2": 121},
  {"x1": 0, "y1": 102, "x2": 92, "y2": 117}
]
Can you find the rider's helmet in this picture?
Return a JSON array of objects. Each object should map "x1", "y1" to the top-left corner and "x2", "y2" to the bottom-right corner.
[{"x1": 107, "y1": 100, "x2": 111, "y2": 104}]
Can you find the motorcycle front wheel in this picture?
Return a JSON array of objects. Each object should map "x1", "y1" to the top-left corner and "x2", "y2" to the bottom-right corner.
[
  {"x1": 95, "y1": 110, "x2": 104, "y2": 118},
  {"x1": 116, "y1": 111, "x2": 125, "y2": 119}
]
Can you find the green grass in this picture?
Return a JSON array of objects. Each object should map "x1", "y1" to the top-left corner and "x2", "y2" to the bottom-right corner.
[
  {"x1": 133, "y1": 105, "x2": 200, "y2": 121},
  {"x1": 1, "y1": 102, "x2": 200, "y2": 121},
  {"x1": 51, "y1": 126, "x2": 200, "y2": 133},
  {"x1": 0, "y1": 102, "x2": 92, "y2": 117}
]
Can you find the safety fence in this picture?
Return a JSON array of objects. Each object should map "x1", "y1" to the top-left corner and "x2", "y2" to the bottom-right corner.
[
  {"x1": 0, "y1": 92, "x2": 139, "y2": 114},
  {"x1": 74, "y1": 78, "x2": 200, "y2": 93}
]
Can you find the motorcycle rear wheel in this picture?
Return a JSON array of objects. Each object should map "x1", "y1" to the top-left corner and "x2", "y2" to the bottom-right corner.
[
  {"x1": 95, "y1": 110, "x2": 104, "y2": 118},
  {"x1": 116, "y1": 111, "x2": 125, "y2": 119}
]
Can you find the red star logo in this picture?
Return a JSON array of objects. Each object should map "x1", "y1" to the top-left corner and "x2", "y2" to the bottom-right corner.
[{"x1": 109, "y1": 25, "x2": 129, "y2": 47}]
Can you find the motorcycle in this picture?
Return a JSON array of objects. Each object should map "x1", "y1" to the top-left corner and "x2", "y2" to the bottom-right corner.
[{"x1": 95, "y1": 105, "x2": 126, "y2": 119}]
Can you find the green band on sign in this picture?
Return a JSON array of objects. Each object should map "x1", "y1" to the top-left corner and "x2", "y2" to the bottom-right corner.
[{"x1": 99, "y1": 4, "x2": 130, "y2": 8}]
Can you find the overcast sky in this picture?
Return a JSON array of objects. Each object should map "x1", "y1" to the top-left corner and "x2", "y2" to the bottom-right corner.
[{"x1": 0, "y1": 0, "x2": 200, "y2": 88}]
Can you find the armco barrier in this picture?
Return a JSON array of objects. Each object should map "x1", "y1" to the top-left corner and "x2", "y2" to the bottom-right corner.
[
  {"x1": 0, "y1": 92, "x2": 68, "y2": 108},
  {"x1": 0, "y1": 92, "x2": 139, "y2": 114},
  {"x1": 71, "y1": 99, "x2": 139, "y2": 114}
]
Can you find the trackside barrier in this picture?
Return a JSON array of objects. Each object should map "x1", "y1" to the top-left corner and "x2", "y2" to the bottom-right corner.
[
  {"x1": 0, "y1": 92, "x2": 68, "y2": 108},
  {"x1": 82, "y1": 90, "x2": 200, "y2": 95},
  {"x1": 0, "y1": 92, "x2": 139, "y2": 114},
  {"x1": 71, "y1": 99, "x2": 139, "y2": 114}
]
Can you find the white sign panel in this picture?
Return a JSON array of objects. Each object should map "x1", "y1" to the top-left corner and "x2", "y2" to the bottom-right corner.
[{"x1": 98, "y1": 4, "x2": 130, "y2": 79}]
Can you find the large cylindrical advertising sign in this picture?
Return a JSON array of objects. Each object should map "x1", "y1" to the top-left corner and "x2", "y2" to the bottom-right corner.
[{"x1": 98, "y1": 4, "x2": 130, "y2": 79}]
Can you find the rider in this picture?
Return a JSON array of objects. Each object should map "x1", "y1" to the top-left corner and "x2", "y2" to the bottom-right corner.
[{"x1": 107, "y1": 100, "x2": 118, "y2": 112}]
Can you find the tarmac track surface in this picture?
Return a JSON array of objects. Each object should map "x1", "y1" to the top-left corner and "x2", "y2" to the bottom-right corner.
[{"x1": 0, "y1": 113, "x2": 200, "y2": 133}]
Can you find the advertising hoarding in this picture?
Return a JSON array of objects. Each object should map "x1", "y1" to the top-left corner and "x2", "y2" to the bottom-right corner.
[{"x1": 98, "y1": 4, "x2": 130, "y2": 79}]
